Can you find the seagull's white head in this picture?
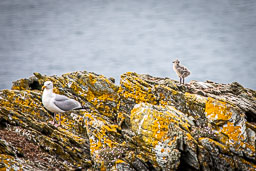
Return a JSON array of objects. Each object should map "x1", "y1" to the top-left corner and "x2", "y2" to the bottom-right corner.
[
  {"x1": 42, "y1": 81, "x2": 53, "y2": 90},
  {"x1": 172, "y1": 59, "x2": 180, "y2": 64}
]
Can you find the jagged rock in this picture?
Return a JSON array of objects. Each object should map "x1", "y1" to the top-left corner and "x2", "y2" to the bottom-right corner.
[{"x1": 0, "y1": 71, "x2": 255, "y2": 170}]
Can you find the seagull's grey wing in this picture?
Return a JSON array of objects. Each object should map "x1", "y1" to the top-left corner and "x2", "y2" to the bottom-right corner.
[
  {"x1": 179, "y1": 65, "x2": 190, "y2": 77},
  {"x1": 176, "y1": 67, "x2": 186, "y2": 74},
  {"x1": 55, "y1": 94, "x2": 69, "y2": 101},
  {"x1": 54, "y1": 95, "x2": 81, "y2": 111}
]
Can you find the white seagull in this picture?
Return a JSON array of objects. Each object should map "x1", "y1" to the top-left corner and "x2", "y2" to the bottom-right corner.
[
  {"x1": 172, "y1": 59, "x2": 190, "y2": 84},
  {"x1": 42, "y1": 81, "x2": 85, "y2": 127}
]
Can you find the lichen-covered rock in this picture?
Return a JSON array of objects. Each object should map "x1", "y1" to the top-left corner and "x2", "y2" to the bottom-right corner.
[
  {"x1": 0, "y1": 71, "x2": 255, "y2": 170},
  {"x1": 1, "y1": 71, "x2": 118, "y2": 170},
  {"x1": 130, "y1": 103, "x2": 197, "y2": 170}
]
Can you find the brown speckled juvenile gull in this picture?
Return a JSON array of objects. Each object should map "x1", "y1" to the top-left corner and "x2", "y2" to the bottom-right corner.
[
  {"x1": 42, "y1": 81, "x2": 83, "y2": 127},
  {"x1": 172, "y1": 59, "x2": 190, "y2": 84}
]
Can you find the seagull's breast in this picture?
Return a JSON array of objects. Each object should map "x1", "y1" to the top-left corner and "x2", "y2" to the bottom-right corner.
[
  {"x1": 42, "y1": 90, "x2": 64, "y2": 113},
  {"x1": 173, "y1": 64, "x2": 182, "y2": 77}
]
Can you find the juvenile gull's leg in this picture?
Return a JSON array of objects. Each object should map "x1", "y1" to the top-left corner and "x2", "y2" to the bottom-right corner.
[{"x1": 180, "y1": 77, "x2": 182, "y2": 84}]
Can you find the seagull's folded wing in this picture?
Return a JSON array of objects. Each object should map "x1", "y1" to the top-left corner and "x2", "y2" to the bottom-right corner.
[
  {"x1": 55, "y1": 94, "x2": 69, "y2": 101},
  {"x1": 54, "y1": 94, "x2": 81, "y2": 111},
  {"x1": 179, "y1": 65, "x2": 190, "y2": 76}
]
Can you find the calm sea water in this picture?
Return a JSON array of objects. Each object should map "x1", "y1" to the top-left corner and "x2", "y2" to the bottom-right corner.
[{"x1": 0, "y1": 0, "x2": 255, "y2": 90}]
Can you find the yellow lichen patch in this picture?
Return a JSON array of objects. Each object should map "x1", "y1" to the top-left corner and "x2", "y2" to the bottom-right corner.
[
  {"x1": 220, "y1": 122, "x2": 255, "y2": 156},
  {"x1": 118, "y1": 73, "x2": 157, "y2": 104},
  {"x1": 205, "y1": 97, "x2": 232, "y2": 123},
  {"x1": 246, "y1": 122, "x2": 256, "y2": 132},
  {"x1": 221, "y1": 122, "x2": 242, "y2": 143},
  {"x1": 103, "y1": 124, "x2": 118, "y2": 133},
  {"x1": 57, "y1": 128, "x2": 86, "y2": 145},
  {"x1": 240, "y1": 158, "x2": 256, "y2": 171},
  {"x1": 165, "y1": 106, "x2": 192, "y2": 132},
  {"x1": 185, "y1": 92, "x2": 207, "y2": 112},
  {"x1": 53, "y1": 87, "x2": 61, "y2": 94},
  {"x1": 117, "y1": 73, "x2": 162, "y2": 127},
  {"x1": 204, "y1": 97, "x2": 255, "y2": 158},
  {"x1": 131, "y1": 103, "x2": 191, "y2": 146},
  {"x1": 199, "y1": 137, "x2": 230, "y2": 154},
  {"x1": 130, "y1": 103, "x2": 193, "y2": 169},
  {"x1": 70, "y1": 73, "x2": 120, "y2": 118},
  {"x1": 54, "y1": 111, "x2": 86, "y2": 132},
  {"x1": 87, "y1": 92, "x2": 118, "y2": 118},
  {"x1": 84, "y1": 113, "x2": 120, "y2": 157},
  {"x1": 0, "y1": 154, "x2": 22, "y2": 170},
  {"x1": 185, "y1": 92, "x2": 207, "y2": 105},
  {"x1": 156, "y1": 85, "x2": 178, "y2": 106},
  {"x1": 83, "y1": 109, "x2": 133, "y2": 169},
  {"x1": 0, "y1": 90, "x2": 47, "y2": 122},
  {"x1": 185, "y1": 132, "x2": 198, "y2": 144},
  {"x1": 243, "y1": 142, "x2": 255, "y2": 157},
  {"x1": 115, "y1": 159, "x2": 125, "y2": 164}
]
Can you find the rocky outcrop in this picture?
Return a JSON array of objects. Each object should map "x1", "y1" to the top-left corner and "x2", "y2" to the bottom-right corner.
[{"x1": 0, "y1": 71, "x2": 255, "y2": 170}]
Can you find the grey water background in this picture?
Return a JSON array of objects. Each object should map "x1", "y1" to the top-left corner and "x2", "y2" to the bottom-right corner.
[{"x1": 0, "y1": 0, "x2": 255, "y2": 90}]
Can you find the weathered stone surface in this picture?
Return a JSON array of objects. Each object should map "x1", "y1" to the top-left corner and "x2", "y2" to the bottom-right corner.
[{"x1": 0, "y1": 71, "x2": 255, "y2": 170}]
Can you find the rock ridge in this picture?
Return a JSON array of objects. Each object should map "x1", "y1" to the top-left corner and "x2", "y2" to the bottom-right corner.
[{"x1": 0, "y1": 70, "x2": 255, "y2": 170}]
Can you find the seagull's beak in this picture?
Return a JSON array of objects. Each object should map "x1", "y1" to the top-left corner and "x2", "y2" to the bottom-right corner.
[{"x1": 42, "y1": 85, "x2": 46, "y2": 91}]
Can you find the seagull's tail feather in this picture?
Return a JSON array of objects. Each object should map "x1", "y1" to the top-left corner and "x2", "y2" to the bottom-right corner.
[{"x1": 74, "y1": 106, "x2": 90, "y2": 110}]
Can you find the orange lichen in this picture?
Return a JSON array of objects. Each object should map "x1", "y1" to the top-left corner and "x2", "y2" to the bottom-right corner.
[
  {"x1": 115, "y1": 159, "x2": 125, "y2": 164},
  {"x1": 118, "y1": 73, "x2": 157, "y2": 104},
  {"x1": 130, "y1": 103, "x2": 192, "y2": 167},
  {"x1": 205, "y1": 97, "x2": 232, "y2": 122},
  {"x1": 84, "y1": 113, "x2": 120, "y2": 158},
  {"x1": 204, "y1": 97, "x2": 255, "y2": 157},
  {"x1": 0, "y1": 154, "x2": 22, "y2": 170},
  {"x1": 221, "y1": 122, "x2": 242, "y2": 142},
  {"x1": 199, "y1": 137, "x2": 230, "y2": 154}
]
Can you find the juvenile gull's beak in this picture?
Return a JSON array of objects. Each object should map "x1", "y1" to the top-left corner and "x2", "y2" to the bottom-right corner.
[{"x1": 42, "y1": 85, "x2": 46, "y2": 90}]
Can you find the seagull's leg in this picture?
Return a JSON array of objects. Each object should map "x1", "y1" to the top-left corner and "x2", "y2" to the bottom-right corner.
[
  {"x1": 54, "y1": 113, "x2": 61, "y2": 127},
  {"x1": 49, "y1": 113, "x2": 56, "y2": 125},
  {"x1": 179, "y1": 77, "x2": 182, "y2": 84},
  {"x1": 59, "y1": 113, "x2": 61, "y2": 126},
  {"x1": 183, "y1": 78, "x2": 185, "y2": 84},
  {"x1": 53, "y1": 113, "x2": 56, "y2": 125}
]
